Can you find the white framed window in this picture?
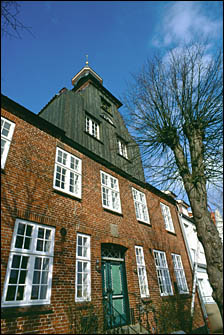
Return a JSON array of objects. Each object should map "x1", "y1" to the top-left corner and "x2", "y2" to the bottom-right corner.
[
  {"x1": 171, "y1": 254, "x2": 189, "y2": 294},
  {"x1": 85, "y1": 116, "x2": 100, "y2": 139},
  {"x1": 75, "y1": 233, "x2": 91, "y2": 302},
  {"x1": 53, "y1": 147, "x2": 82, "y2": 198},
  {"x1": 153, "y1": 250, "x2": 173, "y2": 296},
  {"x1": 100, "y1": 171, "x2": 122, "y2": 214},
  {"x1": 2, "y1": 219, "x2": 55, "y2": 307},
  {"x1": 132, "y1": 188, "x2": 150, "y2": 224},
  {"x1": 1, "y1": 117, "x2": 15, "y2": 169},
  {"x1": 135, "y1": 246, "x2": 150, "y2": 298},
  {"x1": 117, "y1": 138, "x2": 128, "y2": 159},
  {"x1": 160, "y1": 203, "x2": 175, "y2": 233}
]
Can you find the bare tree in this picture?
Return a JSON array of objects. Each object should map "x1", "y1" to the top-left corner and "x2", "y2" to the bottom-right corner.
[
  {"x1": 1, "y1": 1, "x2": 32, "y2": 38},
  {"x1": 123, "y1": 43, "x2": 223, "y2": 318}
]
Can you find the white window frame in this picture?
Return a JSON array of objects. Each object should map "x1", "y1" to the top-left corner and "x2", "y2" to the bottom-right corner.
[
  {"x1": 2, "y1": 219, "x2": 55, "y2": 307},
  {"x1": 85, "y1": 116, "x2": 100, "y2": 139},
  {"x1": 117, "y1": 138, "x2": 128, "y2": 159},
  {"x1": 135, "y1": 246, "x2": 150, "y2": 298},
  {"x1": 53, "y1": 147, "x2": 82, "y2": 199},
  {"x1": 153, "y1": 250, "x2": 173, "y2": 296},
  {"x1": 132, "y1": 188, "x2": 150, "y2": 224},
  {"x1": 100, "y1": 171, "x2": 122, "y2": 214},
  {"x1": 171, "y1": 253, "x2": 189, "y2": 294},
  {"x1": 1, "y1": 117, "x2": 15, "y2": 169},
  {"x1": 75, "y1": 233, "x2": 91, "y2": 302},
  {"x1": 160, "y1": 203, "x2": 175, "y2": 233}
]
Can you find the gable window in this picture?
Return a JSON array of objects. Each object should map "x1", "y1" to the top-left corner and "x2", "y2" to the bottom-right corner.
[
  {"x1": 75, "y1": 233, "x2": 91, "y2": 302},
  {"x1": 171, "y1": 253, "x2": 189, "y2": 294},
  {"x1": 132, "y1": 188, "x2": 150, "y2": 224},
  {"x1": 53, "y1": 147, "x2": 82, "y2": 198},
  {"x1": 135, "y1": 246, "x2": 150, "y2": 298},
  {"x1": 117, "y1": 138, "x2": 128, "y2": 159},
  {"x1": 153, "y1": 250, "x2": 173, "y2": 296},
  {"x1": 1, "y1": 117, "x2": 15, "y2": 169},
  {"x1": 160, "y1": 203, "x2": 175, "y2": 233},
  {"x1": 100, "y1": 171, "x2": 122, "y2": 213},
  {"x1": 2, "y1": 219, "x2": 55, "y2": 307},
  {"x1": 85, "y1": 116, "x2": 100, "y2": 139},
  {"x1": 101, "y1": 97, "x2": 111, "y2": 114}
]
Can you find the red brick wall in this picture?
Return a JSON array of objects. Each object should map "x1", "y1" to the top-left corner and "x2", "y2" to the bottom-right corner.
[{"x1": 1, "y1": 107, "x2": 204, "y2": 334}]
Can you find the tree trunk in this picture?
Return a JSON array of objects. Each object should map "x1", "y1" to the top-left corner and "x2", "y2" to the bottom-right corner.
[
  {"x1": 172, "y1": 137, "x2": 223, "y2": 319},
  {"x1": 186, "y1": 183, "x2": 223, "y2": 320}
]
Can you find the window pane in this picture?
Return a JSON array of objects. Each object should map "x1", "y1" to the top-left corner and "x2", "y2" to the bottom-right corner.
[
  {"x1": 16, "y1": 286, "x2": 25, "y2": 300},
  {"x1": 19, "y1": 271, "x2": 27, "y2": 284},
  {"x1": 43, "y1": 258, "x2": 49, "y2": 270},
  {"x1": 37, "y1": 239, "x2": 43, "y2": 251},
  {"x1": 6, "y1": 286, "x2": 16, "y2": 301},
  {"x1": 12, "y1": 255, "x2": 21, "y2": 268},
  {"x1": 41, "y1": 272, "x2": 48, "y2": 284},
  {"x1": 9, "y1": 270, "x2": 19, "y2": 284},
  {"x1": 24, "y1": 237, "x2": 31, "y2": 250},
  {"x1": 31, "y1": 285, "x2": 39, "y2": 299},
  {"x1": 40, "y1": 285, "x2": 47, "y2": 299},
  {"x1": 26, "y1": 225, "x2": 33, "y2": 236},
  {"x1": 33, "y1": 271, "x2": 41, "y2": 284},
  {"x1": 38, "y1": 228, "x2": 44, "y2": 239},
  {"x1": 15, "y1": 236, "x2": 23, "y2": 249},
  {"x1": 34, "y1": 257, "x2": 42, "y2": 270},
  {"x1": 21, "y1": 256, "x2": 29, "y2": 269},
  {"x1": 17, "y1": 223, "x2": 25, "y2": 235}
]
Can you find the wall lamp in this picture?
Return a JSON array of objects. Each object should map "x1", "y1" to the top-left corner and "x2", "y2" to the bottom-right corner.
[{"x1": 95, "y1": 259, "x2": 101, "y2": 273}]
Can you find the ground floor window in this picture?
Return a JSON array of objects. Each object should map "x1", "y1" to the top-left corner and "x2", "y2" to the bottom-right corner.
[
  {"x1": 2, "y1": 219, "x2": 55, "y2": 307},
  {"x1": 153, "y1": 250, "x2": 173, "y2": 296},
  {"x1": 75, "y1": 233, "x2": 91, "y2": 302}
]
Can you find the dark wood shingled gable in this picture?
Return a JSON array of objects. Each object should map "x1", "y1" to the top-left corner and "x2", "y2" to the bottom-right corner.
[{"x1": 38, "y1": 69, "x2": 145, "y2": 182}]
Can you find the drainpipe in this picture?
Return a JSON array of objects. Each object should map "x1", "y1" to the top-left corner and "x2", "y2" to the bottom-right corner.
[
  {"x1": 176, "y1": 208, "x2": 209, "y2": 332},
  {"x1": 190, "y1": 239, "x2": 199, "y2": 317}
]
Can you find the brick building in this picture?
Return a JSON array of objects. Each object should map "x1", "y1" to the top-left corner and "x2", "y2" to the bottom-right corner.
[{"x1": 1, "y1": 63, "x2": 205, "y2": 334}]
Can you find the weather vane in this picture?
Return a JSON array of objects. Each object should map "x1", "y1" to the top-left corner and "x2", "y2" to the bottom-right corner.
[{"x1": 85, "y1": 54, "x2": 89, "y2": 66}]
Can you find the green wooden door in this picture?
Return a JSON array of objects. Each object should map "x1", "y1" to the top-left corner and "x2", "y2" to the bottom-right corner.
[{"x1": 102, "y1": 260, "x2": 129, "y2": 329}]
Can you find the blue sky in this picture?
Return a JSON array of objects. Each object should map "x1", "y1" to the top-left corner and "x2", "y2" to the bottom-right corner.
[
  {"x1": 1, "y1": 1, "x2": 223, "y2": 210},
  {"x1": 2, "y1": 1, "x2": 222, "y2": 114}
]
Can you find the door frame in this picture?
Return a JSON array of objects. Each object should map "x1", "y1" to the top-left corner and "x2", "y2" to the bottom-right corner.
[{"x1": 101, "y1": 244, "x2": 130, "y2": 329}]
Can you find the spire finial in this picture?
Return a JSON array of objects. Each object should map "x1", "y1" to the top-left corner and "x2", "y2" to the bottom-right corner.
[{"x1": 85, "y1": 54, "x2": 89, "y2": 66}]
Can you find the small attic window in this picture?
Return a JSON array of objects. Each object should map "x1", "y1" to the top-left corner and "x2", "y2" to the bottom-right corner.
[{"x1": 101, "y1": 97, "x2": 111, "y2": 114}]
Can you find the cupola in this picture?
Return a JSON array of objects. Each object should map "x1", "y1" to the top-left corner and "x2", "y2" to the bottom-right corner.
[{"x1": 71, "y1": 55, "x2": 103, "y2": 86}]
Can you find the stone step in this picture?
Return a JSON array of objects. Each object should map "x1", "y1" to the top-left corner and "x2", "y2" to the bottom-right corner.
[{"x1": 105, "y1": 323, "x2": 149, "y2": 334}]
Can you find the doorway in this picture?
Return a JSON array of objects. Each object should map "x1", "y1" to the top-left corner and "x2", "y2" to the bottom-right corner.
[{"x1": 101, "y1": 244, "x2": 130, "y2": 329}]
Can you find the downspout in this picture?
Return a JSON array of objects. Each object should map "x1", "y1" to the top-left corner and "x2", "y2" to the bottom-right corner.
[
  {"x1": 175, "y1": 207, "x2": 209, "y2": 332},
  {"x1": 190, "y1": 239, "x2": 200, "y2": 317}
]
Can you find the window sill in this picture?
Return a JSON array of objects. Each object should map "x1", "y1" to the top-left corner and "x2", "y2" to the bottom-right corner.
[
  {"x1": 166, "y1": 230, "x2": 176, "y2": 236},
  {"x1": 137, "y1": 220, "x2": 151, "y2": 226},
  {"x1": 84, "y1": 131, "x2": 104, "y2": 144},
  {"x1": 117, "y1": 153, "x2": 131, "y2": 163},
  {"x1": 53, "y1": 188, "x2": 82, "y2": 201},
  {"x1": 103, "y1": 207, "x2": 123, "y2": 217},
  {"x1": 1, "y1": 304, "x2": 53, "y2": 318}
]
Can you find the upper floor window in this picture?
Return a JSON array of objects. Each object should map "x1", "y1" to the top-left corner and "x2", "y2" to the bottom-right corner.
[
  {"x1": 160, "y1": 203, "x2": 175, "y2": 233},
  {"x1": 101, "y1": 97, "x2": 111, "y2": 114},
  {"x1": 100, "y1": 171, "x2": 122, "y2": 214},
  {"x1": 135, "y1": 246, "x2": 150, "y2": 298},
  {"x1": 1, "y1": 117, "x2": 15, "y2": 169},
  {"x1": 53, "y1": 147, "x2": 82, "y2": 198},
  {"x1": 153, "y1": 250, "x2": 173, "y2": 296},
  {"x1": 75, "y1": 233, "x2": 91, "y2": 302},
  {"x1": 132, "y1": 188, "x2": 150, "y2": 224},
  {"x1": 171, "y1": 253, "x2": 189, "y2": 294},
  {"x1": 117, "y1": 138, "x2": 128, "y2": 159},
  {"x1": 2, "y1": 219, "x2": 55, "y2": 307},
  {"x1": 85, "y1": 116, "x2": 100, "y2": 140}
]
